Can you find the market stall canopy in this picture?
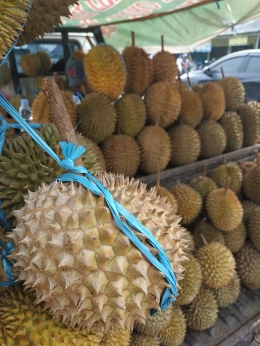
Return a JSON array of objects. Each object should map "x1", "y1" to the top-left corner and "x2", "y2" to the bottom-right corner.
[{"x1": 61, "y1": 0, "x2": 260, "y2": 53}]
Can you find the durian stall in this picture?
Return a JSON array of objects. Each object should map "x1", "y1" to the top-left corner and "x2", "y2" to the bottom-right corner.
[{"x1": 2, "y1": 1, "x2": 260, "y2": 346}]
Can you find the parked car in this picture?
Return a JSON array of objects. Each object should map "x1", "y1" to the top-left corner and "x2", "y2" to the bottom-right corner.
[{"x1": 181, "y1": 49, "x2": 260, "y2": 101}]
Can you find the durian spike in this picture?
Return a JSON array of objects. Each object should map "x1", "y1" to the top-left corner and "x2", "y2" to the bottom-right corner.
[
  {"x1": 187, "y1": 73, "x2": 192, "y2": 88},
  {"x1": 131, "y1": 31, "x2": 135, "y2": 47},
  {"x1": 200, "y1": 233, "x2": 208, "y2": 246},
  {"x1": 224, "y1": 176, "x2": 231, "y2": 196},
  {"x1": 221, "y1": 67, "x2": 225, "y2": 78},
  {"x1": 40, "y1": 77, "x2": 83, "y2": 166},
  {"x1": 156, "y1": 172, "x2": 161, "y2": 187},
  {"x1": 86, "y1": 36, "x2": 95, "y2": 48},
  {"x1": 161, "y1": 35, "x2": 164, "y2": 52}
]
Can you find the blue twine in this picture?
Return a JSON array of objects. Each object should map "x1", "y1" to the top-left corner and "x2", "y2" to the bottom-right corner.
[
  {"x1": 0, "y1": 93, "x2": 178, "y2": 312},
  {"x1": 0, "y1": 239, "x2": 15, "y2": 286}
]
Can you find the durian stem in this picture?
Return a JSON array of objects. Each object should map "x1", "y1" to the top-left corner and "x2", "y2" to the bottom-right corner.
[
  {"x1": 200, "y1": 233, "x2": 208, "y2": 246},
  {"x1": 40, "y1": 77, "x2": 83, "y2": 166},
  {"x1": 187, "y1": 73, "x2": 192, "y2": 88},
  {"x1": 131, "y1": 31, "x2": 135, "y2": 47},
  {"x1": 86, "y1": 35, "x2": 95, "y2": 48},
  {"x1": 221, "y1": 67, "x2": 225, "y2": 78},
  {"x1": 203, "y1": 163, "x2": 208, "y2": 177},
  {"x1": 156, "y1": 172, "x2": 161, "y2": 187},
  {"x1": 161, "y1": 35, "x2": 164, "y2": 51},
  {"x1": 224, "y1": 176, "x2": 231, "y2": 195}
]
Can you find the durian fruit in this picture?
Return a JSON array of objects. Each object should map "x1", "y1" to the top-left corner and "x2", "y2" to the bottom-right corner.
[
  {"x1": 198, "y1": 82, "x2": 225, "y2": 120},
  {"x1": 32, "y1": 74, "x2": 44, "y2": 92},
  {"x1": 158, "y1": 305, "x2": 187, "y2": 346},
  {"x1": 83, "y1": 137, "x2": 106, "y2": 172},
  {"x1": 183, "y1": 229, "x2": 195, "y2": 253},
  {"x1": 53, "y1": 72, "x2": 67, "y2": 90},
  {"x1": 218, "y1": 77, "x2": 245, "y2": 111},
  {"x1": 37, "y1": 50, "x2": 53, "y2": 72},
  {"x1": 248, "y1": 100, "x2": 260, "y2": 117},
  {"x1": 115, "y1": 94, "x2": 146, "y2": 138},
  {"x1": 238, "y1": 104, "x2": 260, "y2": 146},
  {"x1": 154, "y1": 185, "x2": 178, "y2": 215},
  {"x1": 248, "y1": 212, "x2": 260, "y2": 252},
  {"x1": 0, "y1": 125, "x2": 103, "y2": 221},
  {"x1": 168, "y1": 124, "x2": 201, "y2": 166},
  {"x1": 0, "y1": 0, "x2": 31, "y2": 62},
  {"x1": 223, "y1": 223, "x2": 246, "y2": 253},
  {"x1": 18, "y1": 0, "x2": 79, "y2": 46},
  {"x1": 189, "y1": 176, "x2": 217, "y2": 202},
  {"x1": 175, "y1": 80, "x2": 189, "y2": 92},
  {"x1": 152, "y1": 36, "x2": 178, "y2": 86},
  {"x1": 137, "y1": 126, "x2": 171, "y2": 174},
  {"x1": 77, "y1": 92, "x2": 117, "y2": 143},
  {"x1": 193, "y1": 220, "x2": 225, "y2": 249},
  {"x1": 219, "y1": 111, "x2": 243, "y2": 152},
  {"x1": 236, "y1": 242, "x2": 260, "y2": 290},
  {"x1": 9, "y1": 94, "x2": 22, "y2": 112},
  {"x1": 101, "y1": 135, "x2": 140, "y2": 177},
  {"x1": 131, "y1": 333, "x2": 160, "y2": 346},
  {"x1": 10, "y1": 173, "x2": 188, "y2": 330},
  {"x1": 170, "y1": 184, "x2": 202, "y2": 225},
  {"x1": 176, "y1": 255, "x2": 202, "y2": 306},
  {"x1": 196, "y1": 242, "x2": 235, "y2": 288},
  {"x1": 123, "y1": 33, "x2": 152, "y2": 95},
  {"x1": 242, "y1": 200, "x2": 260, "y2": 225},
  {"x1": 134, "y1": 306, "x2": 172, "y2": 336},
  {"x1": 210, "y1": 162, "x2": 243, "y2": 194},
  {"x1": 0, "y1": 64, "x2": 12, "y2": 85},
  {"x1": 206, "y1": 184, "x2": 243, "y2": 231},
  {"x1": 73, "y1": 49, "x2": 86, "y2": 60},
  {"x1": 179, "y1": 89, "x2": 203, "y2": 128},
  {"x1": 84, "y1": 44, "x2": 126, "y2": 100},
  {"x1": 20, "y1": 53, "x2": 42, "y2": 77},
  {"x1": 183, "y1": 287, "x2": 218, "y2": 331},
  {"x1": 102, "y1": 326, "x2": 131, "y2": 346},
  {"x1": 191, "y1": 84, "x2": 203, "y2": 92},
  {"x1": 243, "y1": 155, "x2": 260, "y2": 204},
  {"x1": 0, "y1": 285, "x2": 101, "y2": 346},
  {"x1": 145, "y1": 82, "x2": 181, "y2": 128},
  {"x1": 211, "y1": 272, "x2": 240, "y2": 308},
  {"x1": 197, "y1": 120, "x2": 226, "y2": 159}
]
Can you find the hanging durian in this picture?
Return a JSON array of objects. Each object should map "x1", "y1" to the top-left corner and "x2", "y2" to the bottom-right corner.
[
  {"x1": 219, "y1": 111, "x2": 243, "y2": 152},
  {"x1": 211, "y1": 272, "x2": 240, "y2": 308},
  {"x1": 243, "y1": 154, "x2": 260, "y2": 204},
  {"x1": 77, "y1": 92, "x2": 117, "y2": 143},
  {"x1": 198, "y1": 82, "x2": 225, "y2": 120},
  {"x1": 193, "y1": 219, "x2": 224, "y2": 249},
  {"x1": 179, "y1": 89, "x2": 203, "y2": 128},
  {"x1": 115, "y1": 94, "x2": 146, "y2": 138},
  {"x1": 145, "y1": 82, "x2": 181, "y2": 128},
  {"x1": 238, "y1": 103, "x2": 260, "y2": 146},
  {"x1": 101, "y1": 135, "x2": 141, "y2": 177},
  {"x1": 20, "y1": 53, "x2": 42, "y2": 77},
  {"x1": 137, "y1": 126, "x2": 172, "y2": 174},
  {"x1": 218, "y1": 76, "x2": 245, "y2": 111},
  {"x1": 37, "y1": 50, "x2": 53, "y2": 72},
  {"x1": 210, "y1": 161, "x2": 243, "y2": 194},
  {"x1": 0, "y1": 64, "x2": 12, "y2": 85}
]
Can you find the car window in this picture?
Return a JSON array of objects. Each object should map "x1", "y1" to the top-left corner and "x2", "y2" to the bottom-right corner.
[
  {"x1": 211, "y1": 56, "x2": 245, "y2": 73},
  {"x1": 14, "y1": 41, "x2": 81, "y2": 74},
  {"x1": 245, "y1": 56, "x2": 260, "y2": 73}
]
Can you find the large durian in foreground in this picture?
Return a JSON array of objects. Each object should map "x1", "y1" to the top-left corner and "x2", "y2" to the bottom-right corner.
[
  {"x1": 218, "y1": 77, "x2": 245, "y2": 111},
  {"x1": 84, "y1": 45, "x2": 126, "y2": 100},
  {"x1": 0, "y1": 125, "x2": 103, "y2": 221},
  {"x1": 210, "y1": 162, "x2": 243, "y2": 194},
  {"x1": 179, "y1": 89, "x2": 203, "y2": 128},
  {"x1": 198, "y1": 82, "x2": 225, "y2": 120},
  {"x1": 0, "y1": 285, "x2": 102, "y2": 346},
  {"x1": 10, "y1": 173, "x2": 188, "y2": 330},
  {"x1": 219, "y1": 111, "x2": 243, "y2": 152},
  {"x1": 145, "y1": 82, "x2": 181, "y2": 128},
  {"x1": 238, "y1": 103, "x2": 260, "y2": 146},
  {"x1": 77, "y1": 92, "x2": 117, "y2": 144}
]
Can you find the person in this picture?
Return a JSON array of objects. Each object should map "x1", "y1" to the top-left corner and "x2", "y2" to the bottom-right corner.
[{"x1": 65, "y1": 59, "x2": 93, "y2": 100}]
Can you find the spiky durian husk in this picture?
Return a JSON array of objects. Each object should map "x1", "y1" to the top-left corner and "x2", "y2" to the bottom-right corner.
[
  {"x1": 236, "y1": 242, "x2": 260, "y2": 290},
  {"x1": 211, "y1": 272, "x2": 240, "y2": 308},
  {"x1": 37, "y1": 51, "x2": 53, "y2": 72},
  {"x1": 77, "y1": 92, "x2": 117, "y2": 144},
  {"x1": 11, "y1": 173, "x2": 188, "y2": 330},
  {"x1": 170, "y1": 184, "x2": 202, "y2": 225},
  {"x1": 131, "y1": 333, "x2": 160, "y2": 346},
  {"x1": 122, "y1": 46, "x2": 152, "y2": 95},
  {"x1": 243, "y1": 165, "x2": 260, "y2": 204},
  {"x1": 0, "y1": 0, "x2": 31, "y2": 63},
  {"x1": 0, "y1": 125, "x2": 103, "y2": 221},
  {"x1": 197, "y1": 120, "x2": 226, "y2": 159},
  {"x1": 176, "y1": 255, "x2": 202, "y2": 306},
  {"x1": 223, "y1": 223, "x2": 246, "y2": 253},
  {"x1": 242, "y1": 200, "x2": 260, "y2": 225},
  {"x1": 18, "y1": 0, "x2": 79, "y2": 46},
  {"x1": 168, "y1": 125, "x2": 201, "y2": 167},
  {"x1": 84, "y1": 45, "x2": 126, "y2": 100},
  {"x1": 9, "y1": 94, "x2": 22, "y2": 112},
  {"x1": 218, "y1": 77, "x2": 245, "y2": 111},
  {"x1": 102, "y1": 326, "x2": 131, "y2": 346},
  {"x1": 101, "y1": 135, "x2": 140, "y2": 177},
  {"x1": 206, "y1": 188, "x2": 243, "y2": 232},
  {"x1": 152, "y1": 51, "x2": 178, "y2": 86},
  {"x1": 134, "y1": 306, "x2": 172, "y2": 336},
  {"x1": 210, "y1": 162, "x2": 243, "y2": 194},
  {"x1": 183, "y1": 229, "x2": 195, "y2": 253},
  {"x1": 193, "y1": 221, "x2": 224, "y2": 249},
  {"x1": 183, "y1": 287, "x2": 218, "y2": 331},
  {"x1": 82, "y1": 136, "x2": 106, "y2": 172},
  {"x1": 0, "y1": 285, "x2": 102, "y2": 346},
  {"x1": 195, "y1": 242, "x2": 235, "y2": 288},
  {"x1": 158, "y1": 305, "x2": 187, "y2": 346},
  {"x1": 115, "y1": 94, "x2": 146, "y2": 138},
  {"x1": 145, "y1": 82, "x2": 181, "y2": 128},
  {"x1": 154, "y1": 186, "x2": 178, "y2": 215},
  {"x1": 179, "y1": 89, "x2": 203, "y2": 128},
  {"x1": 248, "y1": 212, "x2": 260, "y2": 252},
  {"x1": 175, "y1": 80, "x2": 189, "y2": 92},
  {"x1": 189, "y1": 176, "x2": 217, "y2": 202},
  {"x1": 238, "y1": 104, "x2": 260, "y2": 147},
  {"x1": 248, "y1": 100, "x2": 260, "y2": 117},
  {"x1": 32, "y1": 90, "x2": 77, "y2": 126},
  {"x1": 198, "y1": 82, "x2": 225, "y2": 120},
  {"x1": 20, "y1": 54, "x2": 42, "y2": 77},
  {"x1": 137, "y1": 126, "x2": 171, "y2": 174},
  {"x1": 0, "y1": 65, "x2": 12, "y2": 85},
  {"x1": 219, "y1": 111, "x2": 243, "y2": 152}
]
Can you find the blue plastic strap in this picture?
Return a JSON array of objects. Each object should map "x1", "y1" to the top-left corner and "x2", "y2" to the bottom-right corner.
[{"x1": 0, "y1": 239, "x2": 15, "y2": 286}]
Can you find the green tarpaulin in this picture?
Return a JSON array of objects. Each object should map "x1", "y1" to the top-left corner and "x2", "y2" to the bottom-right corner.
[{"x1": 61, "y1": 0, "x2": 260, "y2": 53}]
